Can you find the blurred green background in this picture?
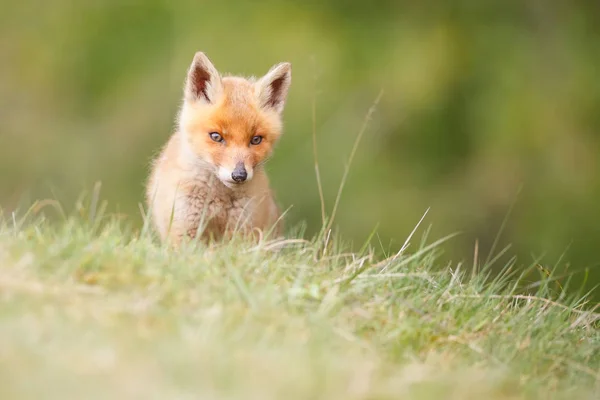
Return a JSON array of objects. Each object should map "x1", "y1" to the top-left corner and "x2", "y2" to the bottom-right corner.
[{"x1": 1, "y1": 1, "x2": 599, "y2": 298}]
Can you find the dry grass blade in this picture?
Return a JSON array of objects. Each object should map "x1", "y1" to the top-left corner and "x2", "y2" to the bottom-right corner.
[
  {"x1": 379, "y1": 207, "x2": 429, "y2": 273},
  {"x1": 447, "y1": 294, "x2": 600, "y2": 320},
  {"x1": 324, "y1": 90, "x2": 384, "y2": 235},
  {"x1": 311, "y1": 57, "x2": 326, "y2": 226},
  {"x1": 374, "y1": 232, "x2": 460, "y2": 270},
  {"x1": 246, "y1": 238, "x2": 311, "y2": 253}
]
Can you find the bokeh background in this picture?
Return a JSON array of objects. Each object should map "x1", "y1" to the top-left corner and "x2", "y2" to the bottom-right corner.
[{"x1": 2, "y1": 1, "x2": 599, "y2": 298}]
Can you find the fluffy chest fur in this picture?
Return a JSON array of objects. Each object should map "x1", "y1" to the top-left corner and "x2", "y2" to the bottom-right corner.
[{"x1": 173, "y1": 169, "x2": 270, "y2": 240}]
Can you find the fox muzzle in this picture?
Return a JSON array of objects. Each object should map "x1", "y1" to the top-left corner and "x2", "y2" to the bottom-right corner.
[{"x1": 231, "y1": 162, "x2": 248, "y2": 182}]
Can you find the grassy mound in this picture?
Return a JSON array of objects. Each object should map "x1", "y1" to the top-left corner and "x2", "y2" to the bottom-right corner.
[{"x1": 0, "y1": 206, "x2": 598, "y2": 399}]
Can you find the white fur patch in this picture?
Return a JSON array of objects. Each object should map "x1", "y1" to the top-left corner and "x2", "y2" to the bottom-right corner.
[{"x1": 217, "y1": 165, "x2": 254, "y2": 188}]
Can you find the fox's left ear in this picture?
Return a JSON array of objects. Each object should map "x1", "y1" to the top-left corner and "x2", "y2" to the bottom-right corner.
[{"x1": 256, "y1": 62, "x2": 291, "y2": 113}]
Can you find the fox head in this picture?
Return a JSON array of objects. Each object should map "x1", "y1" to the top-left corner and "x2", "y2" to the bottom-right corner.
[{"x1": 177, "y1": 51, "x2": 291, "y2": 189}]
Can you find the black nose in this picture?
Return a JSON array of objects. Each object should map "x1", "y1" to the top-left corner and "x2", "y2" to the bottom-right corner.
[{"x1": 231, "y1": 164, "x2": 247, "y2": 182}]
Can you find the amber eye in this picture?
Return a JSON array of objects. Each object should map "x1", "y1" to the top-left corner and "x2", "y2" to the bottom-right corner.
[
  {"x1": 250, "y1": 135, "x2": 263, "y2": 145},
  {"x1": 209, "y1": 132, "x2": 224, "y2": 143}
]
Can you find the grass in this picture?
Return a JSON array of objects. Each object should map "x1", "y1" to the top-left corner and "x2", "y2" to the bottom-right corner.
[{"x1": 0, "y1": 202, "x2": 598, "y2": 400}]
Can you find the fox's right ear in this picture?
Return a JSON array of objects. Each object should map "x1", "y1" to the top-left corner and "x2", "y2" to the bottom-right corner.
[{"x1": 184, "y1": 52, "x2": 222, "y2": 104}]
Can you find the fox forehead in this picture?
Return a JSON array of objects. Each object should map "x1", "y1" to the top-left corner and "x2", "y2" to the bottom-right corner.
[
  {"x1": 214, "y1": 78, "x2": 261, "y2": 136},
  {"x1": 183, "y1": 77, "x2": 282, "y2": 140},
  {"x1": 221, "y1": 76, "x2": 257, "y2": 108}
]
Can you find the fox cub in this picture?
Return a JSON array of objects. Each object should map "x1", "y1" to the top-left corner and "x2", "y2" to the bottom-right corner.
[{"x1": 146, "y1": 51, "x2": 291, "y2": 244}]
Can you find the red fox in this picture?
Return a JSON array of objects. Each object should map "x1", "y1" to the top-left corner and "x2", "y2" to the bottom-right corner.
[{"x1": 146, "y1": 52, "x2": 291, "y2": 244}]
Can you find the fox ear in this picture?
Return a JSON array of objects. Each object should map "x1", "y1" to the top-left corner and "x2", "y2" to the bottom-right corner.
[
  {"x1": 184, "y1": 52, "x2": 222, "y2": 103},
  {"x1": 256, "y1": 62, "x2": 291, "y2": 113}
]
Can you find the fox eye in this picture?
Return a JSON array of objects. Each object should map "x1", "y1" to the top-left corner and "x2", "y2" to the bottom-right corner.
[
  {"x1": 250, "y1": 135, "x2": 263, "y2": 145},
  {"x1": 209, "y1": 132, "x2": 224, "y2": 143}
]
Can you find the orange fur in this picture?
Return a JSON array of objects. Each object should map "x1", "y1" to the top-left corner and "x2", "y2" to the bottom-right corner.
[{"x1": 146, "y1": 52, "x2": 291, "y2": 244}]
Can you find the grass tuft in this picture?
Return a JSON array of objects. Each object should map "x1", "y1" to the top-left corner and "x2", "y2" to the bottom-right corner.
[{"x1": 0, "y1": 206, "x2": 599, "y2": 400}]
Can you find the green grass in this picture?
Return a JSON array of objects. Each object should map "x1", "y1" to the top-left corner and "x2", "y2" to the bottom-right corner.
[{"x1": 0, "y1": 204, "x2": 599, "y2": 400}]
